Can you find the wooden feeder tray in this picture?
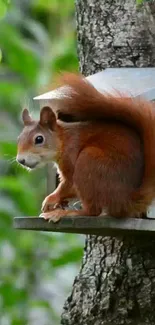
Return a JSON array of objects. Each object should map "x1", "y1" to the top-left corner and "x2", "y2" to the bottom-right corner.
[{"x1": 13, "y1": 216, "x2": 155, "y2": 237}]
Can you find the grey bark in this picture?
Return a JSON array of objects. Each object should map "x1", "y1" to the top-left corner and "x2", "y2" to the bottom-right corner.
[{"x1": 61, "y1": 1, "x2": 155, "y2": 324}]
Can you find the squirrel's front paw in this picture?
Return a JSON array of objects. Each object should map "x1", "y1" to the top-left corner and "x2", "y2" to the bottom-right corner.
[
  {"x1": 41, "y1": 194, "x2": 57, "y2": 213},
  {"x1": 40, "y1": 209, "x2": 66, "y2": 223},
  {"x1": 41, "y1": 195, "x2": 68, "y2": 213}
]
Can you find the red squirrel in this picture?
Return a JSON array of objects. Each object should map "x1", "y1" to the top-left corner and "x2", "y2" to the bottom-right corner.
[{"x1": 16, "y1": 73, "x2": 155, "y2": 222}]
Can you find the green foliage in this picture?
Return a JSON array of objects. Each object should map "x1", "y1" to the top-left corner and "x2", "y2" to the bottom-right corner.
[
  {"x1": 136, "y1": 0, "x2": 147, "y2": 4},
  {"x1": 0, "y1": 0, "x2": 81, "y2": 324},
  {"x1": 0, "y1": 0, "x2": 8, "y2": 19}
]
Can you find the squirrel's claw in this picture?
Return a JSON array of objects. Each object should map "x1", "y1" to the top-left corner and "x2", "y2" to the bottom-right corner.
[{"x1": 39, "y1": 209, "x2": 66, "y2": 223}]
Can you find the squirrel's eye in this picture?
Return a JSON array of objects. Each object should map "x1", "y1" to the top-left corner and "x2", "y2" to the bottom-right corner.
[{"x1": 35, "y1": 135, "x2": 44, "y2": 145}]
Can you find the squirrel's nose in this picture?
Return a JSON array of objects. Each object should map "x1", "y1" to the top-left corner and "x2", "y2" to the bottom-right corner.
[{"x1": 18, "y1": 158, "x2": 26, "y2": 166}]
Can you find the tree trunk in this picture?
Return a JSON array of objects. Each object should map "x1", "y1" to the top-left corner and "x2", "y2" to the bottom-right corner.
[{"x1": 61, "y1": 1, "x2": 155, "y2": 324}]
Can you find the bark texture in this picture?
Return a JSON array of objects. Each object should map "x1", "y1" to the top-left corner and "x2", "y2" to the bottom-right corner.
[{"x1": 61, "y1": 1, "x2": 155, "y2": 324}]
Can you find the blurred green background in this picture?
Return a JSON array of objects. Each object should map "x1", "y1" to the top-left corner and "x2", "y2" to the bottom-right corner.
[{"x1": 0, "y1": 1, "x2": 83, "y2": 324}]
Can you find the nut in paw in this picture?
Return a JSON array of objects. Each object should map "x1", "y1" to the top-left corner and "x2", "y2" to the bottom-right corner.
[{"x1": 53, "y1": 200, "x2": 69, "y2": 210}]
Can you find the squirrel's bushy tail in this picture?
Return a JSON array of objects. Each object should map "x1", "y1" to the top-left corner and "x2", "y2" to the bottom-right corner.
[{"x1": 52, "y1": 73, "x2": 155, "y2": 212}]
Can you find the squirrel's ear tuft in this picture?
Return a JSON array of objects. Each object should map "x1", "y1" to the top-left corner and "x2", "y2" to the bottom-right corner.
[
  {"x1": 22, "y1": 108, "x2": 33, "y2": 125},
  {"x1": 40, "y1": 106, "x2": 56, "y2": 131}
]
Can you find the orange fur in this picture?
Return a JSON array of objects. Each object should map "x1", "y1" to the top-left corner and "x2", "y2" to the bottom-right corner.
[
  {"x1": 46, "y1": 73, "x2": 155, "y2": 217},
  {"x1": 17, "y1": 74, "x2": 155, "y2": 221},
  {"x1": 55, "y1": 120, "x2": 144, "y2": 217}
]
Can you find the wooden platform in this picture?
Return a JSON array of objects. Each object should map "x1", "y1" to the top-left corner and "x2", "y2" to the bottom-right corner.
[{"x1": 13, "y1": 217, "x2": 155, "y2": 237}]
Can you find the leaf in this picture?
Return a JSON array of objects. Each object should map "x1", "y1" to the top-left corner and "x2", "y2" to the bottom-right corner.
[
  {"x1": 53, "y1": 52, "x2": 78, "y2": 73},
  {"x1": 0, "y1": 24, "x2": 40, "y2": 84},
  {"x1": 22, "y1": 18, "x2": 50, "y2": 47},
  {"x1": 51, "y1": 246, "x2": 83, "y2": 267},
  {"x1": 34, "y1": 0, "x2": 74, "y2": 17},
  {"x1": 0, "y1": 195, "x2": 20, "y2": 217},
  {"x1": 0, "y1": 0, "x2": 7, "y2": 19},
  {"x1": 0, "y1": 48, "x2": 2, "y2": 62}
]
